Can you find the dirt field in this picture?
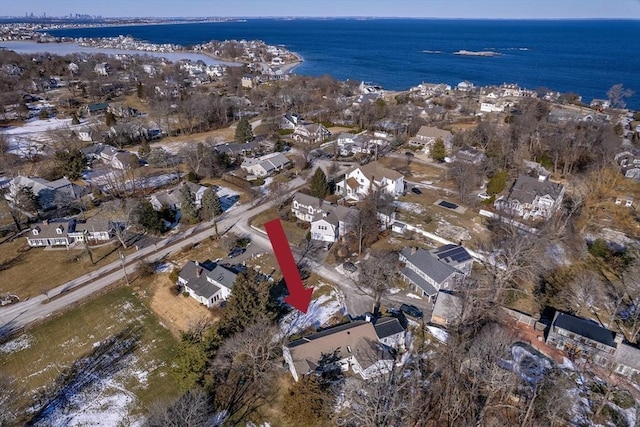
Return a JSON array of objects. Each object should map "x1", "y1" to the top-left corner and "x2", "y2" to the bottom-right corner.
[{"x1": 144, "y1": 274, "x2": 215, "y2": 337}]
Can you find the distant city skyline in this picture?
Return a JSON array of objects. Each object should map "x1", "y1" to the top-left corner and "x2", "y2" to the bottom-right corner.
[{"x1": 2, "y1": 0, "x2": 639, "y2": 19}]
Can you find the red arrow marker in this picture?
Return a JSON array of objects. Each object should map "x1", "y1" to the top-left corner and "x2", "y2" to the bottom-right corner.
[{"x1": 264, "y1": 218, "x2": 313, "y2": 313}]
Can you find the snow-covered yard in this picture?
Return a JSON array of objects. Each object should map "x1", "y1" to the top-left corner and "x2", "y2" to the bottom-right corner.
[
  {"x1": 279, "y1": 284, "x2": 345, "y2": 338},
  {"x1": 1, "y1": 117, "x2": 88, "y2": 158}
]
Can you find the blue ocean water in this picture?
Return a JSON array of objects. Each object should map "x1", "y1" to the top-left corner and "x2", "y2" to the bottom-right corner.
[{"x1": 48, "y1": 19, "x2": 640, "y2": 109}]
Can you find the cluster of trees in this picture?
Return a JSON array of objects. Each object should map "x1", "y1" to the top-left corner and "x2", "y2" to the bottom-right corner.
[{"x1": 158, "y1": 269, "x2": 287, "y2": 425}]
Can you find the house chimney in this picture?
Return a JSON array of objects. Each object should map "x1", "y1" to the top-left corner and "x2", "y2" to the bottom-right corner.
[
  {"x1": 411, "y1": 247, "x2": 417, "y2": 255},
  {"x1": 196, "y1": 268, "x2": 203, "y2": 277}
]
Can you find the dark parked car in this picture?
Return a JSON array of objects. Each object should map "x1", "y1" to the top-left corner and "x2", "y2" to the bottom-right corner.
[
  {"x1": 400, "y1": 303, "x2": 423, "y2": 319},
  {"x1": 342, "y1": 261, "x2": 357, "y2": 273},
  {"x1": 228, "y1": 247, "x2": 246, "y2": 258},
  {"x1": 405, "y1": 151, "x2": 415, "y2": 157},
  {"x1": 411, "y1": 187, "x2": 422, "y2": 195}
]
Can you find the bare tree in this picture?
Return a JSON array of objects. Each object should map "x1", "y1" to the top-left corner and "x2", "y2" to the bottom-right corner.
[
  {"x1": 607, "y1": 83, "x2": 634, "y2": 109},
  {"x1": 355, "y1": 250, "x2": 398, "y2": 313},
  {"x1": 343, "y1": 366, "x2": 411, "y2": 427},
  {"x1": 145, "y1": 388, "x2": 211, "y2": 427},
  {"x1": 449, "y1": 160, "x2": 479, "y2": 204}
]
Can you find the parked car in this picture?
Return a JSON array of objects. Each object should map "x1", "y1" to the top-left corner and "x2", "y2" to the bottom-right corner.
[
  {"x1": 400, "y1": 303, "x2": 423, "y2": 319},
  {"x1": 405, "y1": 151, "x2": 415, "y2": 157},
  {"x1": 342, "y1": 261, "x2": 357, "y2": 273},
  {"x1": 411, "y1": 187, "x2": 422, "y2": 195},
  {"x1": 228, "y1": 247, "x2": 246, "y2": 258},
  {"x1": 477, "y1": 192, "x2": 491, "y2": 200}
]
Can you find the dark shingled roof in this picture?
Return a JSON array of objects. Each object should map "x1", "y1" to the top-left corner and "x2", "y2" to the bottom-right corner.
[
  {"x1": 552, "y1": 312, "x2": 617, "y2": 348},
  {"x1": 373, "y1": 317, "x2": 405, "y2": 339},
  {"x1": 400, "y1": 247, "x2": 459, "y2": 286},
  {"x1": 400, "y1": 267, "x2": 438, "y2": 297},
  {"x1": 508, "y1": 174, "x2": 564, "y2": 205}
]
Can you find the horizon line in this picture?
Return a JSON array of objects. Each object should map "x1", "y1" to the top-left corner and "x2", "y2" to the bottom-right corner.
[{"x1": 1, "y1": 16, "x2": 639, "y2": 21}]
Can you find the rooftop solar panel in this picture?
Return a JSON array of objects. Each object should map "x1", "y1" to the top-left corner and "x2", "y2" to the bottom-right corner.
[{"x1": 439, "y1": 200, "x2": 458, "y2": 209}]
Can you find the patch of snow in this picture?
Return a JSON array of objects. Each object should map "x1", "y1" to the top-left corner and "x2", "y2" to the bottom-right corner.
[
  {"x1": 407, "y1": 293, "x2": 422, "y2": 300},
  {"x1": 436, "y1": 219, "x2": 471, "y2": 241},
  {"x1": 559, "y1": 357, "x2": 576, "y2": 370},
  {"x1": 154, "y1": 262, "x2": 173, "y2": 273},
  {"x1": 33, "y1": 377, "x2": 144, "y2": 427},
  {"x1": 426, "y1": 325, "x2": 449, "y2": 343},
  {"x1": 388, "y1": 287, "x2": 401, "y2": 295},
  {"x1": 506, "y1": 345, "x2": 552, "y2": 384},
  {"x1": 0, "y1": 334, "x2": 33, "y2": 354},
  {"x1": 393, "y1": 201, "x2": 423, "y2": 214},
  {"x1": 280, "y1": 287, "x2": 344, "y2": 337}
]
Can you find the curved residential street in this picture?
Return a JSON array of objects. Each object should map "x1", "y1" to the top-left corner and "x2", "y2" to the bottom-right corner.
[{"x1": 0, "y1": 159, "x2": 438, "y2": 339}]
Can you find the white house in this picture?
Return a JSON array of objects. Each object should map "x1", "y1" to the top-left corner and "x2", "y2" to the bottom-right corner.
[
  {"x1": 283, "y1": 321, "x2": 394, "y2": 382},
  {"x1": 177, "y1": 260, "x2": 238, "y2": 307},
  {"x1": 369, "y1": 315, "x2": 406, "y2": 350},
  {"x1": 335, "y1": 162, "x2": 404, "y2": 201},
  {"x1": 150, "y1": 182, "x2": 208, "y2": 211},
  {"x1": 94, "y1": 62, "x2": 111, "y2": 77},
  {"x1": 494, "y1": 174, "x2": 565, "y2": 220},
  {"x1": 410, "y1": 126, "x2": 453, "y2": 156},
  {"x1": 291, "y1": 192, "x2": 353, "y2": 242},
  {"x1": 292, "y1": 123, "x2": 331, "y2": 144},
  {"x1": 480, "y1": 102, "x2": 505, "y2": 113},
  {"x1": 241, "y1": 152, "x2": 290, "y2": 178}
]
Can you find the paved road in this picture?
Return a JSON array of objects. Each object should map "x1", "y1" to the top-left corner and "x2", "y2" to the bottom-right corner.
[
  {"x1": 0, "y1": 176, "x2": 302, "y2": 338},
  {"x1": 0, "y1": 158, "x2": 437, "y2": 339}
]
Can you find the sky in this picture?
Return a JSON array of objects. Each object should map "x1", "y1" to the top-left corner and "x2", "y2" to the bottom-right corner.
[{"x1": 2, "y1": 0, "x2": 639, "y2": 19}]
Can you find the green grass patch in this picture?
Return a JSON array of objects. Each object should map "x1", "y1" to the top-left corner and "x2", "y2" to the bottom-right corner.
[{"x1": 0, "y1": 286, "x2": 180, "y2": 421}]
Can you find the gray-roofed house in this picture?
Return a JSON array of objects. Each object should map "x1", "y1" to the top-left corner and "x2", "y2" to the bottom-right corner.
[
  {"x1": 453, "y1": 146, "x2": 487, "y2": 165},
  {"x1": 178, "y1": 260, "x2": 238, "y2": 307},
  {"x1": 369, "y1": 315, "x2": 406, "y2": 350},
  {"x1": 614, "y1": 148, "x2": 640, "y2": 180},
  {"x1": 283, "y1": 321, "x2": 394, "y2": 382},
  {"x1": 241, "y1": 152, "x2": 290, "y2": 178},
  {"x1": 214, "y1": 140, "x2": 262, "y2": 160},
  {"x1": 546, "y1": 311, "x2": 622, "y2": 366},
  {"x1": 150, "y1": 182, "x2": 207, "y2": 212},
  {"x1": 614, "y1": 343, "x2": 640, "y2": 378},
  {"x1": 292, "y1": 123, "x2": 331, "y2": 144},
  {"x1": 26, "y1": 219, "x2": 76, "y2": 248},
  {"x1": 411, "y1": 125, "x2": 453, "y2": 156},
  {"x1": 335, "y1": 161, "x2": 404, "y2": 201},
  {"x1": 494, "y1": 174, "x2": 565, "y2": 220},
  {"x1": 6, "y1": 176, "x2": 80, "y2": 210},
  {"x1": 431, "y1": 290, "x2": 463, "y2": 327},
  {"x1": 399, "y1": 245, "x2": 473, "y2": 301},
  {"x1": 290, "y1": 192, "x2": 354, "y2": 242}
]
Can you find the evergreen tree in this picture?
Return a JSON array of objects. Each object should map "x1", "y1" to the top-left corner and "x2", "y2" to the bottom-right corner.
[
  {"x1": 310, "y1": 167, "x2": 330, "y2": 198},
  {"x1": 179, "y1": 184, "x2": 198, "y2": 224},
  {"x1": 487, "y1": 169, "x2": 508, "y2": 195},
  {"x1": 217, "y1": 269, "x2": 281, "y2": 338},
  {"x1": 430, "y1": 138, "x2": 447, "y2": 162},
  {"x1": 234, "y1": 117, "x2": 254, "y2": 142},
  {"x1": 136, "y1": 81, "x2": 144, "y2": 99},
  {"x1": 282, "y1": 376, "x2": 335, "y2": 426},
  {"x1": 136, "y1": 200, "x2": 165, "y2": 234},
  {"x1": 200, "y1": 187, "x2": 222, "y2": 220},
  {"x1": 105, "y1": 111, "x2": 116, "y2": 127},
  {"x1": 54, "y1": 149, "x2": 87, "y2": 180},
  {"x1": 14, "y1": 186, "x2": 40, "y2": 214}
]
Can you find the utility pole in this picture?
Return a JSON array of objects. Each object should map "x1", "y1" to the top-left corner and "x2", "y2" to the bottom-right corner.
[{"x1": 119, "y1": 251, "x2": 130, "y2": 285}]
